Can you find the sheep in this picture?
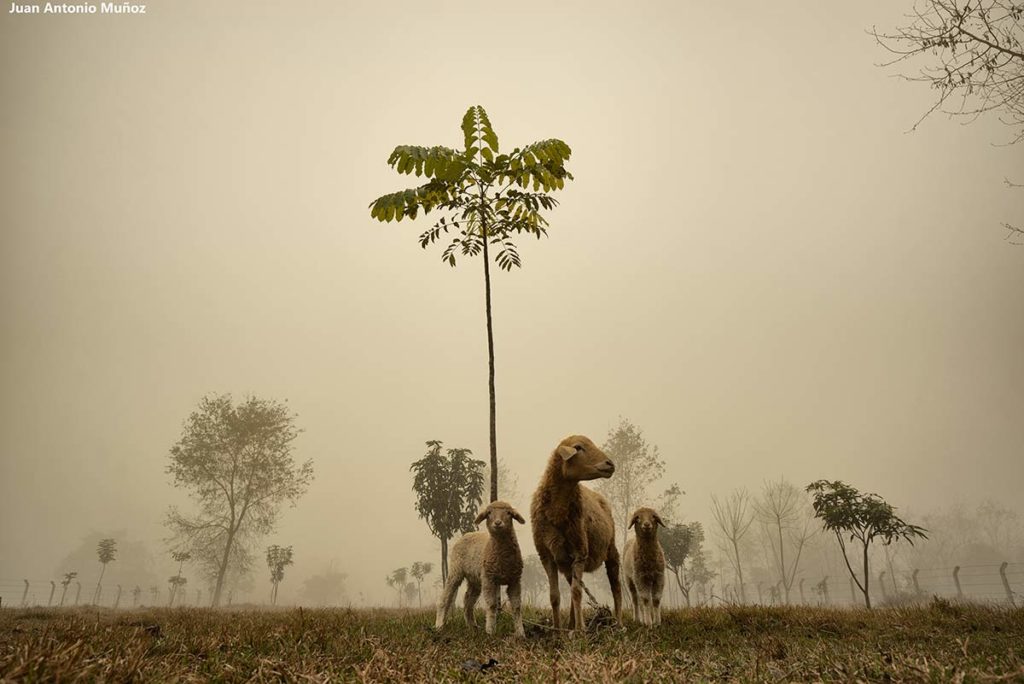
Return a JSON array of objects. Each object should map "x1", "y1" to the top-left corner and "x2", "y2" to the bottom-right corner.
[
  {"x1": 622, "y1": 507, "x2": 666, "y2": 626},
  {"x1": 434, "y1": 500, "x2": 526, "y2": 637},
  {"x1": 530, "y1": 434, "x2": 622, "y2": 631}
]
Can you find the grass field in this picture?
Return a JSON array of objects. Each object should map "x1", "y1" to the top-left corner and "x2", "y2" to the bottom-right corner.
[{"x1": 1, "y1": 601, "x2": 1022, "y2": 682}]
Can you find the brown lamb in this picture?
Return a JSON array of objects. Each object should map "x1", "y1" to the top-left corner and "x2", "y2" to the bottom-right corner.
[
  {"x1": 622, "y1": 507, "x2": 666, "y2": 626},
  {"x1": 530, "y1": 434, "x2": 622, "y2": 631},
  {"x1": 434, "y1": 501, "x2": 526, "y2": 637}
]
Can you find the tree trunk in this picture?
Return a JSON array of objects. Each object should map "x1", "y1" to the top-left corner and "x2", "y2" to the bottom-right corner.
[
  {"x1": 441, "y1": 538, "x2": 449, "y2": 585},
  {"x1": 731, "y1": 538, "x2": 747, "y2": 603},
  {"x1": 95, "y1": 562, "x2": 107, "y2": 604},
  {"x1": 480, "y1": 218, "x2": 498, "y2": 503},
  {"x1": 777, "y1": 522, "x2": 790, "y2": 604},
  {"x1": 862, "y1": 543, "x2": 872, "y2": 609},
  {"x1": 212, "y1": 527, "x2": 236, "y2": 607}
]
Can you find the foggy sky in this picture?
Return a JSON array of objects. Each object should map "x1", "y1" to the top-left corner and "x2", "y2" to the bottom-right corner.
[{"x1": 1, "y1": 0, "x2": 1022, "y2": 604}]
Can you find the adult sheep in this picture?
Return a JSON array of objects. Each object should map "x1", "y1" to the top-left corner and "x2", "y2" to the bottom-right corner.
[{"x1": 530, "y1": 434, "x2": 622, "y2": 631}]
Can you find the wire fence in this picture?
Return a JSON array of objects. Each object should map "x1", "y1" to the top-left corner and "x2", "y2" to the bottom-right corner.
[
  {"x1": 693, "y1": 561, "x2": 1022, "y2": 609},
  {"x1": 0, "y1": 576, "x2": 208, "y2": 610},
  {"x1": 1, "y1": 562, "x2": 1021, "y2": 610}
]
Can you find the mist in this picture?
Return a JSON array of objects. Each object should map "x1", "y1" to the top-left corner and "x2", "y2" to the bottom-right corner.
[{"x1": 1, "y1": 0, "x2": 1022, "y2": 611}]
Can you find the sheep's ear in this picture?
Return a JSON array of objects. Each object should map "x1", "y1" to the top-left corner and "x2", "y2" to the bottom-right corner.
[
  {"x1": 511, "y1": 509, "x2": 526, "y2": 525},
  {"x1": 628, "y1": 514, "x2": 638, "y2": 530},
  {"x1": 475, "y1": 509, "x2": 489, "y2": 525},
  {"x1": 654, "y1": 513, "x2": 666, "y2": 527},
  {"x1": 557, "y1": 445, "x2": 576, "y2": 461}
]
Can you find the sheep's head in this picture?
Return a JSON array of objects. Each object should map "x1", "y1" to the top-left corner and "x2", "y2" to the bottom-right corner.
[
  {"x1": 555, "y1": 435, "x2": 615, "y2": 482},
  {"x1": 628, "y1": 507, "x2": 665, "y2": 537},
  {"x1": 475, "y1": 501, "x2": 525, "y2": 536}
]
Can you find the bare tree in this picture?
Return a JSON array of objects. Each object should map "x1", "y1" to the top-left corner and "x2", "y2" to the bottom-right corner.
[
  {"x1": 710, "y1": 489, "x2": 755, "y2": 603},
  {"x1": 872, "y1": 0, "x2": 1024, "y2": 140},
  {"x1": 753, "y1": 479, "x2": 816, "y2": 604},
  {"x1": 871, "y1": 1, "x2": 1023, "y2": 239}
]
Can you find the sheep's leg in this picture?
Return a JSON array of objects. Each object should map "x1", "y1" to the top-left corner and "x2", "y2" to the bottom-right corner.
[
  {"x1": 570, "y1": 560, "x2": 585, "y2": 633},
  {"x1": 541, "y1": 556, "x2": 561, "y2": 630},
  {"x1": 652, "y1": 590, "x2": 662, "y2": 626},
  {"x1": 605, "y1": 548, "x2": 623, "y2": 625},
  {"x1": 507, "y1": 580, "x2": 525, "y2": 638},
  {"x1": 435, "y1": 573, "x2": 463, "y2": 629},
  {"x1": 482, "y1": 577, "x2": 499, "y2": 635},
  {"x1": 562, "y1": 568, "x2": 576, "y2": 631},
  {"x1": 627, "y1": 578, "x2": 639, "y2": 623},
  {"x1": 640, "y1": 589, "x2": 652, "y2": 626},
  {"x1": 463, "y1": 580, "x2": 481, "y2": 629}
]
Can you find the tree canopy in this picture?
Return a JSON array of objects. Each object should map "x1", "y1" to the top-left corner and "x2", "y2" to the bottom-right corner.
[{"x1": 806, "y1": 479, "x2": 927, "y2": 608}]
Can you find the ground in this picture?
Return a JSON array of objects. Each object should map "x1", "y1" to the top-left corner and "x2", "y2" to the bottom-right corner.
[{"x1": 1, "y1": 601, "x2": 1022, "y2": 682}]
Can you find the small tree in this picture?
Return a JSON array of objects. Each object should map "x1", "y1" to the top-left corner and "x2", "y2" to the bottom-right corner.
[
  {"x1": 596, "y1": 418, "x2": 681, "y2": 546},
  {"x1": 370, "y1": 106, "x2": 574, "y2": 502},
  {"x1": 662, "y1": 522, "x2": 707, "y2": 607},
  {"x1": 753, "y1": 479, "x2": 816, "y2": 604},
  {"x1": 265, "y1": 545, "x2": 294, "y2": 606},
  {"x1": 59, "y1": 571, "x2": 77, "y2": 607},
  {"x1": 409, "y1": 561, "x2": 434, "y2": 608},
  {"x1": 806, "y1": 480, "x2": 927, "y2": 609},
  {"x1": 168, "y1": 550, "x2": 191, "y2": 605},
  {"x1": 710, "y1": 489, "x2": 755, "y2": 603},
  {"x1": 92, "y1": 538, "x2": 117, "y2": 604},
  {"x1": 168, "y1": 575, "x2": 187, "y2": 606},
  {"x1": 387, "y1": 567, "x2": 409, "y2": 608},
  {"x1": 410, "y1": 440, "x2": 486, "y2": 583},
  {"x1": 165, "y1": 394, "x2": 313, "y2": 607}
]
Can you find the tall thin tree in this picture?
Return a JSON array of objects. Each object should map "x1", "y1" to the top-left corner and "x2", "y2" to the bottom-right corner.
[{"x1": 370, "y1": 106, "x2": 573, "y2": 501}]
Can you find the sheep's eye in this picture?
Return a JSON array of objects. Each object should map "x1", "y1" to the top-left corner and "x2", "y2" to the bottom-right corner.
[{"x1": 574, "y1": 445, "x2": 584, "y2": 452}]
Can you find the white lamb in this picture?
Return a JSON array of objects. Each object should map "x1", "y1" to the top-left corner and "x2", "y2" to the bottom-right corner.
[{"x1": 434, "y1": 501, "x2": 526, "y2": 637}]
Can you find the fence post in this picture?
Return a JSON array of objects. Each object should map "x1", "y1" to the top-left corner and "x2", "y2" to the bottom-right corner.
[
  {"x1": 22, "y1": 580, "x2": 29, "y2": 607},
  {"x1": 879, "y1": 571, "x2": 889, "y2": 602},
  {"x1": 74, "y1": 582, "x2": 81, "y2": 606},
  {"x1": 799, "y1": 578, "x2": 806, "y2": 604},
  {"x1": 114, "y1": 585, "x2": 122, "y2": 610},
  {"x1": 953, "y1": 566, "x2": 963, "y2": 600},
  {"x1": 912, "y1": 569, "x2": 921, "y2": 596},
  {"x1": 849, "y1": 576, "x2": 856, "y2": 604},
  {"x1": 999, "y1": 562, "x2": 1015, "y2": 607},
  {"x1": 48, "y1": 581, "x2": 55, "y2": 607}
]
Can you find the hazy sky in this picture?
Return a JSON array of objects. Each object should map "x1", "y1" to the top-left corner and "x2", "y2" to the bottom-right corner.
[{"x1": 2, "y1": 1, "x2": 1021, "y2": 604}]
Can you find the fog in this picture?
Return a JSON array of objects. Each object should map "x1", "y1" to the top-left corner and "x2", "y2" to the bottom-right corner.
[{"x1": 1, "y1": 1, "x2": 1022, "y2": 608}]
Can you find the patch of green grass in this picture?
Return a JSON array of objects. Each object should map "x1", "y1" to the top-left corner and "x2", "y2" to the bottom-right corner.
[{"x1": 1, "y1": 602, "x2": 1021, "y2": 682}]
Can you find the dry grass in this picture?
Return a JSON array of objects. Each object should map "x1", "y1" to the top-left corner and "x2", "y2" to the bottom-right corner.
[{"x1": 1, "y1": 600, "x2": 1022, "y2": 682}]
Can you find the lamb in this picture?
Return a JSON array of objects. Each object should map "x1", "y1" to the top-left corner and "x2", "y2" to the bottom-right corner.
[
  {"x1": 530, "y1": 434, "x2": 622, "y2": 631},
  {"x1": 434, "y1": 500, "x2": 526, "y2": 637},
  {"x1": 622, "y1": 507, "x2": 666, "y2": 626}
]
